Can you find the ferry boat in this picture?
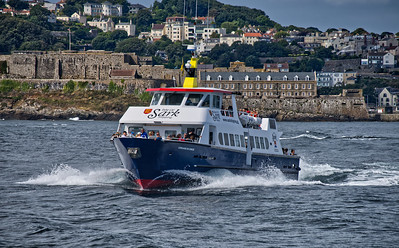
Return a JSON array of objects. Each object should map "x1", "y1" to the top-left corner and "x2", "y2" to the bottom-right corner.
[{"x1": 111, "y1": 52, "x2": 300, "y2": 189}]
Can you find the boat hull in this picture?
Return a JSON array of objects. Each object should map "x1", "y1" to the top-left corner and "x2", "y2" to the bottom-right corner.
[{"x1": 113, "y1": 138, "x2": 300, "y2": 189}]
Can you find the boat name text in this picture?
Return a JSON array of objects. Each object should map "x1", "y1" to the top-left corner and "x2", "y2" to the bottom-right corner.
[{"x1": 145, "y1": 109, "x2": 180, "y2": 119}]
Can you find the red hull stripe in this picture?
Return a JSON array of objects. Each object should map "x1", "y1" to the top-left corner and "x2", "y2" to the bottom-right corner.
[
  {"x1": 146, "y1": 87, "x2": 232, "y2": 94},
  {"x1": 135, "y1": 179, "x2": 174, "y2": 189}
]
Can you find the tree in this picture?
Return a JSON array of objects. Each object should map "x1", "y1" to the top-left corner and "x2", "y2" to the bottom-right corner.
[
  {"x1": 0, "y1": 0, "x2": 6, "y2": 8},
  {"x1": 314, "y1": 46, "x2": 334, "y2": 60},
  {"x1": 109, "y1": 29, "x2": 128, "y2": 41},
  {"x1": 7, "y1": 0, "x2": 29, "y2": 10},
  {"x1": 135, "y1": 9, "x2": 153, "y2": 32},
  {"x1": 92, "y1": 35, "x2": 116, "y2": 51},
  {"x1": 210, "y1": 32, "x2": 220, "y2": 38},
  {"x1": 61, "y1": 5, "x2": 79, "y2": 17},
  {"x1": 352, "y1": 28, "x2": 368, "y2": 35},
  {"x1": 30, "y1": 4, "x2": 50, "y2": 17},
  {"x1": 115, "y1": 37, "x2": 146, "y2": 54},
  {"x1": 274, "y1": 31, "x2": 289, "y2": 39},
  {"x1": 221, "y1": 21, "x2": 238, "y2": 34},
  {"x1": 245, "y1": 55, "x2": 262, "y2": 68}
]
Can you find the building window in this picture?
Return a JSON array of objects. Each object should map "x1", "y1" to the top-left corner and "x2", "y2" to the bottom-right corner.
[
  {"x1": 294, "y1": 75, "x2": 299, "y2": 81},
  {"x1": 287, "y1": 84, "x2": 291, "y2": 89},
  {"x1": 308, "y1": 92, "x2": 312, "y2": 96},
  {"x1": 282, "y1": 84, "x2": 285, "y2": 89},
  {"x1": 263, "y1": 84, "x2": 267, "y2": 89},
  {"x1": 269, "y1": 84, "x2": 273, "y2": 89},
  {"x1": 249, "y1": 84, "x2": 253, "y2": 89},
  {"x1": 302, "y1": 92, "x2": 306, "y2": 96},
  {"x1": 243, "y1": 84, "x2": 247, "y2": 89},
  {"x1": 308, "y1": 84, "x2": 312, "y2": 89},
  {"x1": 229, "y1": 75, "x2": 233, "y2": 81},
  {"x1": 263, "y1": 92, "x2": 267, "y2": 96},
  {"x1": 256, "y1": 84, "x2": 260, "y2": 89},
  {"x1": 206, "y1": 75, "x2": 211, "y2": 80},
  {"x1": 270, "y1": 92, "x2": 273, "y2": 96},
  {"x1": 283, "y1": 75, "x2": 288, "y2": 81},
  {"x1": 243, "y1": 92, "x2": 247, "y2": 96},
  {"x1": 256, "y1": 75, "x2": 260, "y2": 81},
  {"x1": 295, "y1": 84, "x2": 298, "y2": 89},
  {"x1": 267, "y1": 75, "x2": 272, "y2": 81},
  {"x1": 231, "y1": 84, "x2": 235, "y2": 89},
  {"x1": 225, "y1": 84, "x2": 229, "y2": 89},
  {"x1": 217, "y1": 75, "x2": 222, "y2": 81},
  {"x1": 302, "y1": 84, "x2": 306, "y2": 89},
  {"x1": 305, "y1": 75, "x2": 310, "y2": 81},
  {"x1": 287, "y1": 92, "x2": 291, "y2": 96},
  {"x1": 245, "y1": 75, "x2": 250, "y2": 81},
  {"x1": 249, "y1": 92, "x2": 253, "y2": 96}
]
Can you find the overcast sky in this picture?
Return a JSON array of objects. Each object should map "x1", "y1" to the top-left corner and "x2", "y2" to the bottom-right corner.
[{"x1": 136, "y1": 0, "x2": 398, "y2": 34}]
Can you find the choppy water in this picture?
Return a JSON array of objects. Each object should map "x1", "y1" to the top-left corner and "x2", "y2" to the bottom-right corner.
[{"x1": 1, "y1": 120, "x2": 398, "y2": 247}]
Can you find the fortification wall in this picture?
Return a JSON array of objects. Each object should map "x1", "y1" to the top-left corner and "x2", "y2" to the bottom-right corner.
[{"x1": 233, "y1": 96, "x2": 369, "y2": 121}]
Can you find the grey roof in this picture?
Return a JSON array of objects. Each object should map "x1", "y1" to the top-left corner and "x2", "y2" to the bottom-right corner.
[{"x1": 200, "y1": 72, "x2": 315, "y2": 81}]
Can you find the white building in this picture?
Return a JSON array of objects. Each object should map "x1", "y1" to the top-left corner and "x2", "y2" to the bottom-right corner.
[
  {"x1": 378, "y1": 87, "x2": 399, "y2": 110},
  {"x1": 84, "y1": 2, "x2": 122, "y2": 17},
  {"x1": 115, "y1": 20, "x2": 135, "y2": 36},
  {"x1": 87, "y1": 18, "x2": 114, "y2": 32}
]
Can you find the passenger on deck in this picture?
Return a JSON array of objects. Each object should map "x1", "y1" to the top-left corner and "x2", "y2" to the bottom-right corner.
[
  {"x1": 155, "y1": 132, "x2": 162, "y2": 141},
  {"x1": 177, "y1": 134, "x2": 185, "y2": 141},
  {"x1": 135, "y1": 132, "x2": 142, "y2": 138},
  {"x1": 140, "y1": 128, "x2": 148, "y2": 139},
  {"x1": 148, "y1": 131, "x2": 155, "y2": 138},
  {"x1": 121, "y1": 131, "x2": 128, "y2": 137},
  {"x1": 129, "y1": 131, "x2": 135, "y2": 137},
  {"x1": 290, "y1": 149, "x2": 296, "y2": 156}
]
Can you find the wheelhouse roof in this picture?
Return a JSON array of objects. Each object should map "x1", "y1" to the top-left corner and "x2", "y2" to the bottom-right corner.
[{"x1": 146, "y1": 87, "x2": 232, "y2": 94}]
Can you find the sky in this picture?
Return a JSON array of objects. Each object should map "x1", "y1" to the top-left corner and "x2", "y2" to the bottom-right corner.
[{"x1": 136, "y1": 0, "x2": 399, "y2": 34}]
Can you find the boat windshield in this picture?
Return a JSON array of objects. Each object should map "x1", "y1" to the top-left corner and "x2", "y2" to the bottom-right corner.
[
  {"x1": 161, "y1": 93, "x2": 185, "y2": 105},
  {"x1": 185, "y1": 94, "x2": 203, "y2": 106},
  {"x1": 151, "y1": 93, "x2": 162, "y2": 105}
]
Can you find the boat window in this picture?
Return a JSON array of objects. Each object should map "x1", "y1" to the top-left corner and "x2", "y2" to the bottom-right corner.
[
  {"x1": 235, "y1": 134, "x2": 241, "y2": 147},
  {"x1": 249, "y1": 136, "x2": 255, "y2": 149},
  {"x1": 223, "y1": 133, "x2": 229, "y2": 146},
  {"x1": 151, "y1": 93, "x2": 162, "y2": 105},
  {"x1": 255, "y1": 137, "x2": 260, "y2": 149},
  {"x1": 264, "y1": 137, "x2": 269, "y2": 149},
  {"x1": 212, "y1": 95, "x2": 221, "y2": 109},
  {"x1": 218, "y1": 133, "x2": 223, "y2": 145},
  {"x1": 269, "y1": 119, "x2": 276, "y2": 129},
  {"x1": 196, "y1": 128, "x2": 202, "y2": 136},
  {"x1": 229, "y1": 134, "x2": 235, "y2": 146},
  {"x1": 185, "y1": 94, "x2": 203, "y2": 106},
  {"x1": 240, "y1": 135, "x2": 245, "y2": 147},
  {"x1": 161, "y1": 93, "x2": 185, "y2": 105},
  {"x1": 165, "y1": 130, "x2": 177, "y2": 138},
  {"x1": 128, "y1": 126, "x2": 143, "y2": 135},
  {"x1": 200, "y1": 95, "x2": 210, "y2": 107},
  {"x1": 260, "y1": 137, "x2": 265, "y2": 149}
]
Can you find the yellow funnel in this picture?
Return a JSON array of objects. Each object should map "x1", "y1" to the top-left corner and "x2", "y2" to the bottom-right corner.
[{"x1": 183, "y1": 57, "x2": 198, "y2": 88}]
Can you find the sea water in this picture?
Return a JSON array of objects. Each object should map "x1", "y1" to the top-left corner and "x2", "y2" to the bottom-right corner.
[{"x1": 0, "y1": 120, "x2": 398, "y2": 247}]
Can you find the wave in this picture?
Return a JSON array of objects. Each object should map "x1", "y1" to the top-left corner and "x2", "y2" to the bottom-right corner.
[
  {"x1": 18, "y1": 164, "x2": 128, "y2": 186},
  {"x1": 298, "y1": 158, "x2": 399, "y2": 187},
  {"x1": 281, "y1": 133, "x2": 329, "y2": 140},
  {"x1": 341, "y1": 135, "x2": 386, "y2": 141}
]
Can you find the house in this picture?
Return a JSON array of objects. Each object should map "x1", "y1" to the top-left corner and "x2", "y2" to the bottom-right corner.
[
  {"x1": 83, "y1": 2, "x2": 122, "y2": 16},
  {"x1": 220, "y1": 34, "x2": 242, "y2": 46},
  {"x1": 150, "y1": 23, "x2": 165, "y2": 41},
  {"x1": 200, "y1": 71, "x2": 317, "y2": 98},
  {"x1": 115, "y1": 19, "x2": 135, "y2": 36},
  {"x1": 71, "y1": 12, "x2": 87, "y2": 23},
  {"x1": 162, "y1": 16, "x2": 195, "y2": 42},
  {"x1": 264, "y1": 63, "x2": 289, "y2": 73},
  {"x1": 379, "y1": 37, "x2": 398, "y2": 48},
  {"x1": 128, "y1": 3, "x2": 146, "y2": 14},
  {"x1": 343, "y1": 72, "x2": 357, "y2": 85},
  {"x1": 367, "y1": 52, "x2": 395, "y2": 68},
  {"x1": 87, "y1": 18, "x2": 114, "y2": 32},
  {"x1": 243, "y1": 33, "x2": 262, "y2": 45},
  {"x1": 316, "y1": 72, "x2": 344, "y2": 87},
  {"x1": 376, "y1": 87, "x2": 399, "y2": 111}
]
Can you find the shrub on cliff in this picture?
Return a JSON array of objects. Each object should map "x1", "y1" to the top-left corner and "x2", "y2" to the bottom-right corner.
[
  {"x1": 0, "y1": 79, "x2": 20, "y2": 93},
  {"x1": 63, "y1": 80, "x2": 76, "y2": 93}
]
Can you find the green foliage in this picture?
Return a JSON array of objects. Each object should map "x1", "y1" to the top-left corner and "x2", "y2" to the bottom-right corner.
[
  {"x1": 0, "y1": 0, "x2": 5, "y2": 8},
  {"x1": 0, "y1": 16, "x2": 56, "y2": 53},
  {"x1": 78, "y1": 81, "x2": 88, "y2": 90},
  {"x1": 20, "y1": 82, "x2": 31, "y2": 92},
  {"x1": 139, "y1": 91, "x2": 152, "y2": 103},
  {"x1": 290, "y1": 57, "x2": 324, "y2": 72},
  {"x1": 7, "y1": 0, "x2": 29, "y2": 10},
  {"x1": 63, "y1": 80, "x2": 76, "y2": 93},
  {"x1": 108, "y1": 81, "x2": 123, "y2": 94},
  {"x1": 115, "y1": 37, "x2": 146, "y2": 54},
  {"x1": 42, "y1": 84, "x2": 50, "y2": 93},
  {"x1": 351, "y1": 28, "x2": 368, "y2": 35},
  {"x1": 135, "y1": 9, "x2": 153, "y2": 33},
  {"x1": 0, "y1": 79, "x2": 20, "y2": 93}
]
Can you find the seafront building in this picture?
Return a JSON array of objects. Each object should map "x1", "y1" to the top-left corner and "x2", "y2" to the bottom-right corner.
[
  {"x1": 199, "y1": 71, "x2": 317, "y2": 98},
  {"x1": 83, "y1": 2, "x2": 122, "y2": 17}
]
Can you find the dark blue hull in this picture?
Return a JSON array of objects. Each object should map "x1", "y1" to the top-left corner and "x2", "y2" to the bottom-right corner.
[{"x1": 113, "y1": 138, "x2": 300, "y2": 189}]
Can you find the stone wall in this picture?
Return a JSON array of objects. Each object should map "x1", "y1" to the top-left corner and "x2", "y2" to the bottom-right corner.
[
  {"x1": 2, "y1": 51, "x2": 182, "y2": 84},
  {"x1": 231, "y1": 96, "x2": 369, "y2": 121}
]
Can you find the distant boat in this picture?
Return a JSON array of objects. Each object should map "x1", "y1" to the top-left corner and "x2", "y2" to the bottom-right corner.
[
  {"x1": 111, "y1": 54, "x2": 300, "y2": 189},
  {"x1": 69, "y1": 117, "x2": 79, "y2": 121}
]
